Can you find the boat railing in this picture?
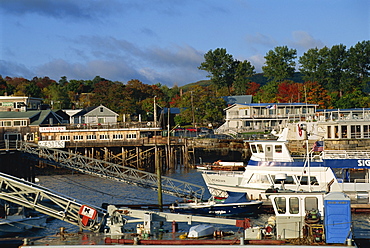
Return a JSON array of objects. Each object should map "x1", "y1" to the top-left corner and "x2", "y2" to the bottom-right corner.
[
  {"x1": 202, "y1": 170, "x2": 244, "y2": 176},
  {"x1": 338, "y1": 178, "x2": 370, "y2": 184},
  {"x1": 322, "y1": 150, "x2": 370, "y2": 159}
]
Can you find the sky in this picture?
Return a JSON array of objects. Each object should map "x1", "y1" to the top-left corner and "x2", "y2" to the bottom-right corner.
[{"x1": 0, "y1": 0, "x2": 369, "y2": 87}]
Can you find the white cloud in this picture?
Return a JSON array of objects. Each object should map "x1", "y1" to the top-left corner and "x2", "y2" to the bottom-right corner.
[
  {"x1": 248, "y1": 54, "x2": 265, "y2": 73},
  {"x1": 245, "y1": 33, "x2": 277, "y2": 47},
  {"x1": 290, "y1": 31, "x2": 325, "y2": 50}
]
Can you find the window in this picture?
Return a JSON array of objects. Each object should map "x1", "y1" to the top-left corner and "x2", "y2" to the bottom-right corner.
[
  {"x1": 113, "y1": 134, "x2": 123, "y2": 140},
  {"x1": 266, "y1": 146, "x2": 272, "y2": 153},
  {"x1": 73, "y1": 135, "x2": 84, "y2": 141},
  {"x1": 289, "y1": 197, "x2": 299, "y2": 214},
  {"x1": 275, "y1": 145, "x2": 282, "y2": 153},
  {"x1": 272, "y1": 175, "x2": 295, "y2": 184},
  {"x1": 13, "y1": 120, "x2": 27, "y2": 126},
  {"x1": 351, "y1": 125, "x2": 361, "y2": 139},
  {"x1": 305, "y1": 197, "x2": 318, "y2": 212},
  {"x1": 14, "y1": 102, "x2": 24, "y2": 108},
  {"x1": 297, "y1": 176, "x2": 318, "y2": 185},
  {"x1": 100, "y1": 107, "x2": 104, "y2": 112},
  {"x1": 327, "y1": 126, "x2": 332, "y2": 138},
  {"x1": 100, "y1": 134, "x2": 109, "y2": 140},
  {"x1": 60, "y1": 135, "x2": 70, "y2": 141},
  {"x1": 341, "y1": 125, "x2": 347, "y2": 138},
  {"x1": 3, "y1": 121, "x2": 11, "y2": 127},
  {"x1": 365, "y1": 125, "x2": 370, "y2": 138},
  {"x1": 334, "y1": 126, "x2": 339, "y2": 138},
  {"x1": 87, "y1": 135, "x2": 96, "y2": 140},
  {"x1": 248, "y1": 173, "x2": 270, "y2": 184},
  {"x1": 126, "y1": 133, "x2": 137, "y2": 139},
  {"x1": 274, "y1": 197, "x2": 286, "y2": 214},
  {"x1": 250, "y1": 144, "x2": 257, "y2": 153},
  {"x1": 257, "y1": 144, "x2": 264, "y2": 153}
]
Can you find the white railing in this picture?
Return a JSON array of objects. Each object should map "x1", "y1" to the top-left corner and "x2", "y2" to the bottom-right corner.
[{"x1": 322, "y1": 150, "x2": 370, "y2": 159}]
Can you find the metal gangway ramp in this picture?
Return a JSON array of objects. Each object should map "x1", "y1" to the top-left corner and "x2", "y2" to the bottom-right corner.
[
  {"x1": 0, "y1": 172, "x2": 244, "y2": 236},
  {"x1": 18, "y1": 142, "x2": 205, "y2": 200},
  {"x1": 0, "y1": 171, "x2": 106, "y2": 232}
]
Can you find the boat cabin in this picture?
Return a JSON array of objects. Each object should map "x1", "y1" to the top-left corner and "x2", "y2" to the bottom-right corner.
[{"x1": 266, "y1": 192, "x2": 351, "y2": 243}]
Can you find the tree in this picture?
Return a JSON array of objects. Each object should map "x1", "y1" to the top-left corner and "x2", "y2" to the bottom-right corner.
[
  {"x1": 91, "y1": 81, "x2": 125, "y2": 113},
  {"x1": 262, "y1": 46, "x2": 297, "y2": 82},
  {"x1": 254, "y1": 81, "x2": 279, "y2": 103},
  {"x1": 25, "y1": 81, "x2": 42, "y2": 98},
  {"x1": 346, "y1": 40, "x2": 370, "y2": 93},
  {"x1": 276, "y1": 80, "x2": 301, "y2": 103},
  {"x1": 299, "y1": 47, "x2": 331, "y2": 90},
  {"x1": 326, "y1": 44, "x2": 348, "y2": 97},
  {"x1": 43, "y1": 82, "x2": 70, "y2": 109},
  {"x1": 198, "y1": 48, "x2": 235, "y2": 94},
  {"x1": 302, "y1": 81, "x2": 331, "y2": 109},
  {"x1": 174, "y1": 85, "x2": 225, "y2": 126},
  {"x1": 0, "y1": 76, "x2": 10, "y2": 95},
  {"x1": 245, "y1": 82, "x2": 260, "y2": 96},
  {"x1": 233, "y1": 60, "x2": 255, "y2": 95}
]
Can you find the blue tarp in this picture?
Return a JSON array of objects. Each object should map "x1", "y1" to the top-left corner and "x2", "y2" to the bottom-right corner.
[{"x1": 224, "y1": 192, "x2": 249, "y2": 204}]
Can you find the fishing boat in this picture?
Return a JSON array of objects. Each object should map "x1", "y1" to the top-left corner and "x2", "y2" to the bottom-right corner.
[
  {"x1": 0, "y1": 202, "x2": 47, "y2": 237},
  {"x1": 170, "y1": 192, "x2": 263, "y2": 217},
  {"x1": 202, "y1": 140, "x2": 370, "y2": 200},
  {"x1": 102, "y1": 192, "x2": 356, "y2": 247},
  {"x1": 21, "y1": 191, "x2": 358, "y2": 247}
]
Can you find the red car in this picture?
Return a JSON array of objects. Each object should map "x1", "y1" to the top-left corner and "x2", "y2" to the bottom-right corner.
[{"x1": 186, "y1": 127, "x2": 200, "y2": 132}]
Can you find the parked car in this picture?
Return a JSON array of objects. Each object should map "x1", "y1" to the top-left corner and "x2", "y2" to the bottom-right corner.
[
  {"x1": 186, "y1": 127, "x2": 200, "y2": 132},
  {"x1": 173, "y1": 127, "x2": 185, "y2": 131}
]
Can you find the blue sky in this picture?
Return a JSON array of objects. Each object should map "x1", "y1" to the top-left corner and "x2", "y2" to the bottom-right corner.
[{"x1": 0, "y1": 0, "x2": 369, "y2": 87}]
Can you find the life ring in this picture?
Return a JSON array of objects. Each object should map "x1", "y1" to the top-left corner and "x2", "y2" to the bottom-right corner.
[{"x1": 77, "y1": 124, "x2": 81, "y2": 128}]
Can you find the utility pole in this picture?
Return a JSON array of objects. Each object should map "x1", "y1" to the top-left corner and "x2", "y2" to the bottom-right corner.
[
  {"x1": 191, "y1": 91, "x2": 195, "y2": 127},
  {"x1": 153, "y1": 96, "x2": 157, "y2": 127}
]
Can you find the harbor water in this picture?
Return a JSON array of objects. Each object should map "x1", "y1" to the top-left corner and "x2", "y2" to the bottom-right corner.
[{"x1": 3, "y1": 168, "x2": 370, "y2": 247}]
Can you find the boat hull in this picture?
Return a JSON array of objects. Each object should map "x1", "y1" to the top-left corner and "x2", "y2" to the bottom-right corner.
[
  {"x1": 0, "y1": 215, "x2": 47, "y2": 237},
  {"x1": 171, "y1": 201, "x2": 263, "y2": 217}
]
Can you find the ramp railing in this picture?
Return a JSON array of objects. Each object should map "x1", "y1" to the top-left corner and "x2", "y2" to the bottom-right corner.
[{"x1": 18, "y1": 142, "x2": 205, "y2": 200}]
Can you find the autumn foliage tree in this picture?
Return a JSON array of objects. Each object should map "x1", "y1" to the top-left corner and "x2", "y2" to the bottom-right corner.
[
  {"x1": 245, "y1": 82, "x2": 260, "y2": 96},
  {"x1": 276, "y1": 81, "x2": 301, "y2": 103},
  {"x1": 302, "y1": 81, "x2": 332, "y2": 109}
]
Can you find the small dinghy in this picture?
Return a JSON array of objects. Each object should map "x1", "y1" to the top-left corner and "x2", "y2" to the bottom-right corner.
[{"x1": 187, "y1": 224, "x2": 215, "y2": 238}]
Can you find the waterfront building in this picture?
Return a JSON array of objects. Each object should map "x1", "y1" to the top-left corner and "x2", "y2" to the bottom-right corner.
[
  {"x1": 63, "y1": 105, "x2": 118, "y2": 125},
  {"x1": 0, "y1": 96, "x2": 43, "y2": 112},
  {"x1": 216, "y1": 102, "x2": 318, "y2": 134}
]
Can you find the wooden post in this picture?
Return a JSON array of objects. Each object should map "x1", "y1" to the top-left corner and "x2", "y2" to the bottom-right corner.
[{"x1": 155, "y1": 145, "x2": 163, "y2": 211}]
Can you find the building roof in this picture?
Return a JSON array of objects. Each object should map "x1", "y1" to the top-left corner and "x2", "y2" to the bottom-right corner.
[
  {"x1": 0, "y1": 111, "x2": 40, "y2": 119},
  {"x1": 0, "y1": 96, "x2": 43, "y2": 101},
  {"x1": 71, "y1": 105, "x2": 118, "y2": 117},
  {"x1": 224, "y1": 102, "x2": 318, "y2": 111},
  {"x1": 0, "y1": 110, "x2": 64, "y2": 125}
]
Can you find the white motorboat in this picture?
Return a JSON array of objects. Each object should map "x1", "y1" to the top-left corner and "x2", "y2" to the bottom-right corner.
[
  {"x1": 187, "y1": 224, "x2": 215, "y2": 238},
  {"x1": 202, "y1": 140, "x2": 370, "y2": 200},
  {"x1": 170, "y1": 192, "x2": 263, "y2": 217}
]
